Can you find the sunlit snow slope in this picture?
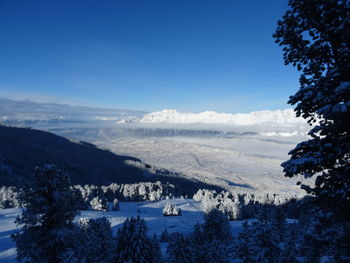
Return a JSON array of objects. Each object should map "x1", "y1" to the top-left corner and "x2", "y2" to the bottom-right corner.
[{"x1": 140, "y1": 109, "x2": 305, "y2": 126}]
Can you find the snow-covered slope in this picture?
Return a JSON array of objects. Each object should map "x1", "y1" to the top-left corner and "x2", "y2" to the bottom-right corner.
[
  {"x1": 0, "y1": 199, "x2": 251, "y2": 263},
  {"x1": 140, "y1": 109, "x2": 305, "y2": 126}
]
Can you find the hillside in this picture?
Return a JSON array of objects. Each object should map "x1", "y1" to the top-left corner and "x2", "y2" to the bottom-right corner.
[{"x1": 0, "y1": 125, "x2": 221, "y2": 194}]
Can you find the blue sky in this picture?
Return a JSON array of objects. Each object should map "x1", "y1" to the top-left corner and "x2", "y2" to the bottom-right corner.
[{"x1": 0, "y1": 0, "x2": 298, "y2": 113}]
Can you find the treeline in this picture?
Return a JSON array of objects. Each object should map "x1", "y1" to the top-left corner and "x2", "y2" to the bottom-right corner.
[
  {"x1": 193, "y1": 189, "x2": 303, "y2": 220},
  {"x1": 12, "y1": 165, "x2": 350, "y2": 262},
  {"x1": 161, "y1": 204, "x2": 348, "y2": 263},
  {"x1": 0, "y1": 181, "x2": 176, "y2": 209}
]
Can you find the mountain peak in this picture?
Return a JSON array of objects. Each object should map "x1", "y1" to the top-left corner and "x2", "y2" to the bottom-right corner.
[{"x1": 140, "y1": 109, "x2": 305, "y2": 125}]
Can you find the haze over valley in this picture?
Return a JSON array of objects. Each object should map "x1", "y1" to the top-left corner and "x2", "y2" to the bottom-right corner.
[{"x1": 1, "y1": 98, "x2": 311, "y2": 194}]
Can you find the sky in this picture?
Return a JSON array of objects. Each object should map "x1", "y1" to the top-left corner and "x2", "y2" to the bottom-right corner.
[{"x1": 0, "y1": 0, "x2": 299, "y2": 113}]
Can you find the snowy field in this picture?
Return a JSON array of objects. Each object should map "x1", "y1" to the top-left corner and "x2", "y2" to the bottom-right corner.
[
  {"x1": 0, "y1": 198, "x2": 250, "y2": 262},
  {"x1": 94, "y1": 128, "x2": 308, "y2": 194}
]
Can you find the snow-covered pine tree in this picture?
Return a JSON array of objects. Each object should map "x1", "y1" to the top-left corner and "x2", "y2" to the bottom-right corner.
[
  {"x1": 167, "y1": 233, "x2": 195, "y2": 263},
  {"x1": 274, "y1": 0, "x2": 350, "y2": 212},
  {"x1": 162, "y1": 202, "x2": 181, "y2": 216},
  {"x1": 112, "y1": 198, "x2": 120, "y2": 211},
  {"x1": 115, "y1": 216, "x2": 160, "y2": 263},
  {"x1": 90, "y1": 196, "x2": 108, "y2": 211},
  {"x1": 0, "y1": 186, "x2": 20, "y2": 208},
  {"x1": 12, "y1": 165, "x2": 80, "y2": 263}
]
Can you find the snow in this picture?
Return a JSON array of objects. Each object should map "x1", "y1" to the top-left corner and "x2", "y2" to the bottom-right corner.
[
  {"x1": 139, "y1": 109, "x2": 306, "y2": 126},
  {"x1": 0, "y1": 199, "x2": 254, "y2": 262},
  {"x1": 1, "y1": 98, "x2": 313, "y2": 194},
  {"x1": 0, "y1": 208, "x2": 19, "y2": 263}
]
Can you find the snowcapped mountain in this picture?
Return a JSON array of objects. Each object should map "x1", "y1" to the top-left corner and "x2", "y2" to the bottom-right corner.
[
  {"x1": 139, "y1": 109, "x2": 306, "y2": 126},
  {"x1": 1, "y1": 98, "x2": 308, "y2": 127}
]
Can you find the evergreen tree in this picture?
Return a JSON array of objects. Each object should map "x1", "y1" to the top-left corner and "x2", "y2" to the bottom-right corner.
[
  {"x1": 78, "y1": 217, "x2": 114, "y2": 263},
  {"x1": 236, "y1": 221, "x2": 257, "y2": 263},
  {"x1": 278, "y1": 224, "x2": 299, "y2": 263},
  {"x1": 162, "y1": 202, "x2": 181, "y2": 216},
  {"x1": 251, "y1": 207, "x2": 280, "y2": 263},
  {"x1": 201, "y1": 239, "x2": 229, "y2": 263},
  {"x1": 275, "y1": 1, "x2": 350, "y2": 260},
  {"x1": 333, "y1": 222, "x2": 350, "y2": 263},
  {"x1": 202, "y1": 209, "x2": 232, "y2": 242},
  {"x1": 190, "y1": 223, "x2": 206, "y2": 262},
  {"x1": 90, "y1": 196, "x2": 108, "y2": 211},
  {"x1": 115, "y1": 216, "x2": 160, "y2": 263},
  {"x1": 112, "y1": 198, "x2": 120, "y2": 211},
  {"x1": 190, "y1": 222, "x2": 205, "y2": 245},
  {"x1": 274, "y1": 0, "x2": 350, "y2": 211},
  {"x1": 167, "y1": 233, "x2": 194, "y2": 263},
  {"x1": 150, "y1": 234, "x2": 162, "y2": 262},
  {"x1": 270, "y1": 206, "x2": 286, "y2": 243},
  {"x1": 299, "y1": 208, "x2": 340, "y2": 263},
  {"x1": 160, "y1": 229, "x2": 170, "y2": 242},
  {"x1": 12, "y1": 165, "x2": 80, "y2": 263}
]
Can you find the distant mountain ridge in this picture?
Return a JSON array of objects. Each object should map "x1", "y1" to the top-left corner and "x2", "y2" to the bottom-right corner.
[
  {"x1": 0, "y1": 98, "x2": 145, "y2": 124},
  {"x1": 140, "y1": 109, "x2": 306, "y2": 125},
  {"x1": 0, "y1": 98, "x2": 306, "y2": 127}
]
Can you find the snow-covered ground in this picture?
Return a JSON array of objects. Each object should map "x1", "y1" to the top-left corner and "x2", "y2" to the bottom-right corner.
[
  {"x1": 1, "y1": 99, "x2": 313, "y2": 194},
  {"x1": 0, "y1": 198, "x2": 251, "y2": 262},
  {"x1": 139, "y1": 109, "x2": 305, "y2": 125},
  {"x1": 92, "y1": 124, "x2": 310, "y2": 194}
]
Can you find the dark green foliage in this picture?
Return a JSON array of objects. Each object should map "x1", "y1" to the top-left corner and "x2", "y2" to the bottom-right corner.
[
  {"x1": 200, "y1": 239, "x2": 229, "y2": 263},
  {"x1": 299, "y1": 207, "x2": 346, "y2": 263},
  {"x1": 202, "y1": 209, "x2": 232, "y2": 242},
  {"x1": 334, "y1": 222, "x2": 350, "y2": 263},
  {"x1": 190, "y1": 222, "x2": 205, "y2": 245},
  {"x1": 278, "y1": 224, "x2": 299, "y2": 263},
  {"x1": 77, "y1": 217, "x2": 114, "y2": 263},
  {"x1": 236, "y1": 221, "x2": 257, "y2": 263},
  {"x1": 236, "y1": 207, "x2": 281, "y2": 263},
  {"x1": 160, "y1": 229, "x2": 170, "y2": 242},
  {"x1": 151, "y1": 234, "x2": 162, "y2": 262},
  {"x1": 12, "y1": 165, "x2": 81, "y2": 263},
  {"x1": 270, "y1": 206, "x2": 286, "y2": 242},
  {"x1": 187, "y1": 210, "x2": 231, "y2": 262},
  {"x1": 274, "y1": 1, "x2": 350, "y2": 261},
  {"x1": 254, "y1": 208, "x2": 280, "y2": 263},
  {"x1": 115, "y1": 216, "x2": 160, "y2": 263},
  {"x1": 167, "y1": 233, "x2": 194, "y2": 263},
  {"x1": 274, "y1": 0, "x2": 350, "y2": 210}
]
